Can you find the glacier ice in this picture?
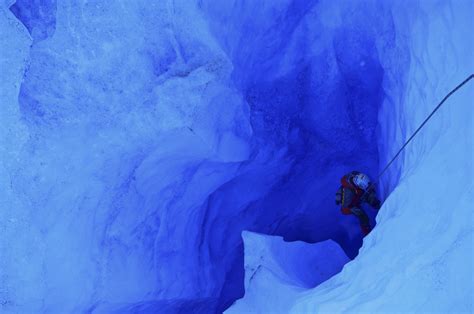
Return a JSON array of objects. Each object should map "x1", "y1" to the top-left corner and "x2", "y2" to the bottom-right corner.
[
  {"x1": 227, "y1": 231, "x2": 349, "y2": 314},
  {"x1": 0, "y1": 0, "x2": 472, "y2": 313},
  {"x1": 234, "y1": 0, "x2": 474, "y2": 313}
]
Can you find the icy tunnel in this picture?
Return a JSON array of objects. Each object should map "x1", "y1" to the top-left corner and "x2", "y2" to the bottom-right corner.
[{"x1": 1, "y1": 0, "x2": 472, "y2": 313}]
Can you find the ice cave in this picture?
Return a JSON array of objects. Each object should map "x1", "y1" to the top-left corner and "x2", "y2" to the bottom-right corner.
[{"x1": 0, "y1": 0, "x2": 472, "y2": 313}]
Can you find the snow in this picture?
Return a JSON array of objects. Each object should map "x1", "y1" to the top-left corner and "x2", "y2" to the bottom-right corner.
[{"x1": 0, "y1": 0, "x2": 472, "y2": 313}]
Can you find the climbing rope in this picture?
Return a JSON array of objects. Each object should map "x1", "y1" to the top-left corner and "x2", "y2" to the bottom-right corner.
[{"x1": 366, "y1": 73, "x2": 474, "y2": 195}]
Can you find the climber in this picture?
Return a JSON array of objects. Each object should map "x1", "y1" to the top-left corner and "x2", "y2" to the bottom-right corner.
[{"x1": 335, "y1": 171, "x2": 381, "y2": 236}]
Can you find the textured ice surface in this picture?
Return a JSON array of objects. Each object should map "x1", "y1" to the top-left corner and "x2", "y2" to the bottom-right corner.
[
  {"x1": 2, "y1": 1, "x2": 253, "y2": 312},
  {"x1": 227, "y1": 231, "x2": 349, "y2": 314},
  {"x1": 1, "y1": 0, "x2": 472, "y2": 313}
]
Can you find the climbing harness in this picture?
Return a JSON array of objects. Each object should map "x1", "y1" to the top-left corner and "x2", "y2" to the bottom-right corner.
[{"x1": 365, "y1": 73, "x2": 474, "y2": 196}]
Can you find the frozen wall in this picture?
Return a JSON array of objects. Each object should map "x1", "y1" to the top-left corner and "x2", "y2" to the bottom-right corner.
[
  {"x1": 1, "y1": 0, "x2": 470, "y2": 313},
  {"x1": 2, "y1": 1, "x2": 253, "y2": 312}
]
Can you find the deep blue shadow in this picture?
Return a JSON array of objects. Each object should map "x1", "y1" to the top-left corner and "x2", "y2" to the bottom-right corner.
[
  {"x1": 200, "y1": 2, "x2": 390, "y2": 311},
  {"x1": 10, "y1": 0, "x2": 57, "y2": 42}
]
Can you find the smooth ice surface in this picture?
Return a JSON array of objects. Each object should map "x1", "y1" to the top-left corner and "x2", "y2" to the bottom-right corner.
[{"x1": 1, "y1": 0, "x2": 472, "y2": 313}]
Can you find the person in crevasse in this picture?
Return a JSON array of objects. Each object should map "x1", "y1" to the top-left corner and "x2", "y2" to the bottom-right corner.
[{"x1": 335, "y1": 171, "x2": 381, "y2": 236}]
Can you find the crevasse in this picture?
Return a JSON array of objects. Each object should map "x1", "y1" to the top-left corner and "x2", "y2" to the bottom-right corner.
[
  {"x1": 228, "y1": 1, "x2": 473, "y2": 313},
  {"x1": 0, "y1": 0, "x2": 472, "y2": 313}
]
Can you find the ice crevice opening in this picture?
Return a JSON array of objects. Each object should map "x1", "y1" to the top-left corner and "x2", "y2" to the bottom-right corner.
[{"x1": 1, "y1": 0, "x2": 472, "y2": 313}]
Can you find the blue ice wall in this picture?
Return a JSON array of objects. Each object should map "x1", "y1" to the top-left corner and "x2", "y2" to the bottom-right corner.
[{"x1": 1, "y1": 0, "x2": 403, "y2": 313}]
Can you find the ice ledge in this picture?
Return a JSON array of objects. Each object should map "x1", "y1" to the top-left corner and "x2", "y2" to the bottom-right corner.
[{"x1": 227, "y1": 231, "x2": 349, "y2": 313}]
